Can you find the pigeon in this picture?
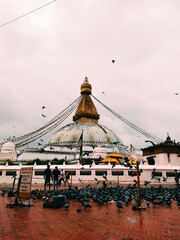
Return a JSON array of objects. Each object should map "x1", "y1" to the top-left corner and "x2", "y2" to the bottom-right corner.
[
  {"x1": 103, "y1": 174, "x2": 108, "y2": 181},
  {"x1": 163, "y1": 177, "x2": 167, "y2": 182},
  {"x1": 144, "y1": 181, "x2": 151, "y2": 187},
  {"x1": 1, "y1": 189, "x2": 8, "y2": 196},
  {"x1": 115, "y1": 200, "x2": 123, "y2": 209},
  {"x1": 78, "y1": 178, "x2": 83, "y2": 183},
  {"x1": 112, "y1": 59, "x2": 116, "y2": 64},
  {"x1": 42, "y1": 114, "x2": 46, "y2": 117},
  {"x1": 63, "y1": 204, "x2": 69, "y2": 209},
  {"x1": 112, "y1": 163, "x2": 116, "y2": 168},
  {"x1": 94, "y1": 178, "x2": 99, "y2": 184},
  {"x1": 133, "y1": 179, "x2": 137, "y2": 187},
  {"x1": 146, "y1": 201, "x2": 150, "y2": 208},
  {"x1": 81, "y1": 201, "x2": 92, "y2": 208},
  {"x1": 154, "y1": 177, "x2": 161, "y2": 183}
]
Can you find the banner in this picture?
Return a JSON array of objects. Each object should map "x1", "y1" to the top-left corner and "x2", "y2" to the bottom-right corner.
[{"x1": 19, "y1": 167, "x2": 33, "y2": 200}]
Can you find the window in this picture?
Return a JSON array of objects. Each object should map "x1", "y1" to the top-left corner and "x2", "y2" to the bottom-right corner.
[
  {"x1": 35, "y1": 171, "x2": 44, "y2": 176},
  {"x1": 80, "y1": 171, "x2": 92, "y2": 176},
  {"x1": 95, "y1": 171, "x2": 107, "y2": 176},
  {"x1": 153, "y1": 172, "x2": 162, "y2": 177},
  {"x1": 112, "y1": 171, "x2": 124, "y2": 176},
  {"x1": 6, "y1": 171, "x2": 16, "y2": 176},
  {"x1": 166, "y1": 172, "x2": 175, "y2": 177},
  {"x1": 147, "y1": 157, "x2": 155, "y2": 165},
  {"x1": 68, "y1": 171, "x2": 76, "y2": 176},
  {"x1": 128, "y1": 170, "x2": 137, "y2": 176}
]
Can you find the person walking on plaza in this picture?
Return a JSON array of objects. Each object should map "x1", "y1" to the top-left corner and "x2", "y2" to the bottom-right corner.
[
  {"x1": 64, "y1": 171, "x2": 70, "y2": 186},
  {"x1": 59, "y1": 169, "x2": 65, "y2": 186},
  {"x1": 174, "y1": 169, "x2": 179, "y2": 186},
  {"x1": 44, "y1": 165, "x2": 52, "y2": 191},
  {"x1": 52, "y1": 166, "x2": 60, "y2": 191}
]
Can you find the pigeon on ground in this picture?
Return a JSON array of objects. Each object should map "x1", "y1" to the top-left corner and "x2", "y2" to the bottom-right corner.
[
  {"x1": 81, "y1": 201, "x2": 92, "y2": 208},
  {"x1": 115, "y1": 200, "x2": 123, "y2": 209}
]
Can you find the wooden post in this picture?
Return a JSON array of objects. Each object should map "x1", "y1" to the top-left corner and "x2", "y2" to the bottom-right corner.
[{"x1": 136, "y1": 162, "x2": 141, "y2": 207}]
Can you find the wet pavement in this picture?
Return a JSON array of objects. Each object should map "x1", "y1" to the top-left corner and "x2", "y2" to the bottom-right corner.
[{"x1": 0, "y1": 186, "x2": 180, "y2": 240}]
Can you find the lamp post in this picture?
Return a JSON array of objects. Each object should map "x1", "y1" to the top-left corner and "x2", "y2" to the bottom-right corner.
[
  {"x1": 79, "y1": 130, "x2": 83, "y2": 165},
  {"x1": 136, "y1": 161, "x2": 141, "y2": 207},
  {"x1": 127, "y1": 158, "x2": 145, "y2": 210},
  {"x1": 125, "y1": 144, "x2": 145, "y2": 210}
]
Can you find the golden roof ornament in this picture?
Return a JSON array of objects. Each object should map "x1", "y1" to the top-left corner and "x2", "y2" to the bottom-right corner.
[
  {"x1": 80, "y1": 76, "x2": 92, "y2": 95},
  {"x1": 73, "y1": 77, "x2": 100, "y2": 123}
]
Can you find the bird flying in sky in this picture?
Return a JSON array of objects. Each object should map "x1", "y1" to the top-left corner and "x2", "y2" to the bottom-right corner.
[
  {"x1": 42, "y1": 106, "x2": 46, "y2": 109},
  {"x1": 174, "y1": 93, "x2": 179, "y2": 95},
  {"x1": 42, "y1": 114, "x2": 46, "y2": 117},
  {"x1": 112, "y1": 59, "x2": 115, "y2": 64}
]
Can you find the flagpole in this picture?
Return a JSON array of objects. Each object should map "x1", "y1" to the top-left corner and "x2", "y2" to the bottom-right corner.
[{"x1": 79, "y1": 130, "x2": 83, "y2": 165}]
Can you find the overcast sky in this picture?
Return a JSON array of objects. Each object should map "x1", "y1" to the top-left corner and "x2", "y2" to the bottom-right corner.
[{"x1": 1, "y1": 0, "x2": 180, "y2": 149}]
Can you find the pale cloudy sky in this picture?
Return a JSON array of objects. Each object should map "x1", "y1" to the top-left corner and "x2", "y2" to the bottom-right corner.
[{"x1": 1, "y1": 0, "x2": 180, "y2": 149}]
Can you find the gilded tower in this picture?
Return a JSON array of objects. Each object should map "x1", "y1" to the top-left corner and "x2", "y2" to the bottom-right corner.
[{"x1": 73, "y1": 77, "x2": 100, "y2": 123}]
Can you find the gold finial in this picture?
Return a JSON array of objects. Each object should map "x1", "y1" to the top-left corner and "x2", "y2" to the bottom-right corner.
[
  {"x1": 80, "y1": 76, "x2": 92, "y2": 95},
  {"x1": 73, "y1": 77, "x2": 100, "y2": 123},
  {"x1": 84, "y1": 76, "x2": 88, "y2": 82}
]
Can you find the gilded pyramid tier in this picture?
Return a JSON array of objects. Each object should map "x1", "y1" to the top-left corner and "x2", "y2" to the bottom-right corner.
[{"x1": 73, "y1": 77, "x2": 100, "y2": 123}]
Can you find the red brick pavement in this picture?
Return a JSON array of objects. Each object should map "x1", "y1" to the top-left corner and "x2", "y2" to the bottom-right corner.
[{"x1": 0, "y1": 190, "x2": 180, "y2": 240}]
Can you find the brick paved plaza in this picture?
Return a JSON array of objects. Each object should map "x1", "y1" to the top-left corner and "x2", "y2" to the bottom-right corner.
[{"x1": 0, "y1": 184, "x2": 180, "y2": 240}]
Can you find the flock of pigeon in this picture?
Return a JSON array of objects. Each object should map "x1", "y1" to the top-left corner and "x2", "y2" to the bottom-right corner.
[
  {"x1": 28, "y1": 183, "x2": 180, "y2": 210},
  {"x1": 1, "y1": 177, "x2": 180, "y2": 210}
]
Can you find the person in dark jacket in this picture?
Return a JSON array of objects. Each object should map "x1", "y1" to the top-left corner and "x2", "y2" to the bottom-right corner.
[
  {"x1": 52, "y1": 166, "x2": 60, "y2": 191},
  {"x1": 44, "y1": 165, "x2": 52, "y2": 191}
]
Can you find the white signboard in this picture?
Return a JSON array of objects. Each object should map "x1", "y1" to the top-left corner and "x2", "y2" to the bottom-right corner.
[{"x1": 19, "y1": 167, "x2": 33, "y2": 200}]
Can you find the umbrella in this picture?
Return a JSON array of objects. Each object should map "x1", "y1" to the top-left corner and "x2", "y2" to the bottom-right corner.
[
  {"x1": 107, "y1": 153, "x2": 125, "y2": 158},
  {"x1": 100, "y1": 157, "x2": 121, "y2": 164}
]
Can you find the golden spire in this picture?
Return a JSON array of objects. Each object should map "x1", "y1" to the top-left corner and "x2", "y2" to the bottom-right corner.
[{"x1": 73, "y1": 77, "x2": 100, "y2": 123}]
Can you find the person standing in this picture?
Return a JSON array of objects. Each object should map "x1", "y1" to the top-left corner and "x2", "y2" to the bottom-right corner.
[
  {"x1": 64, "y1": 171, "x2": 70, "y2": 186},
  {"x1": 174, "y1": 169, "x2": 179, "y2": 186},
  {"x1": 44, "y1": 165, "x2": 52, "y2": 191},
  {"x1": 59, "y1": 169, "x2": 65, "y2": 186},
  {"x1": 52, "y1": 166, "x2": 60, "y2": 191}
]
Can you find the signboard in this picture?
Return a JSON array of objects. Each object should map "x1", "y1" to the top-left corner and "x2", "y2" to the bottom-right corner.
[{"x1": 19, "y1": 167, "x2": 33, "y2": 200}]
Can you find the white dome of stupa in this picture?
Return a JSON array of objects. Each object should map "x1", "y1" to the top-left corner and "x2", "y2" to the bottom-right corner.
[{"x1": 1, "y1": 140, "x2": 16, "y2": 153}]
